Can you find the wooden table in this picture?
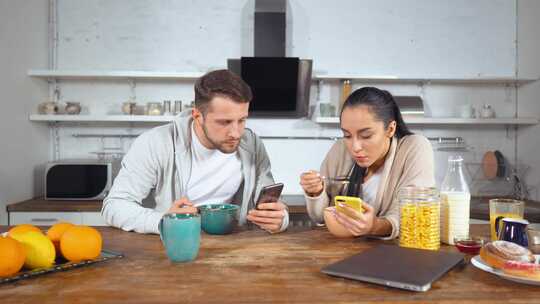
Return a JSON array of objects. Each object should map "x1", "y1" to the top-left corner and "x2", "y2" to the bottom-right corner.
[{"x1": 1, "y1": 224, "x2": 540, "y2": 303}]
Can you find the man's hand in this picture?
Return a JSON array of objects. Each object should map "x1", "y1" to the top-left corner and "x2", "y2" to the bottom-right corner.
[
  {"x1": 167, "y1": 197, "x2": 198, "y2": 214},
  {"x1": 247, "y1": 201, "x2": 287, "y2": 233}
]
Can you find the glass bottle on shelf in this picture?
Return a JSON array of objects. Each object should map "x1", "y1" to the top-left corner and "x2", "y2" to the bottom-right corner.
[
  {"x1": 174, "y1": 100, "x2": 182, "y2": 115},
  {"x1": 340, "y1": 79, "x2": 352, "y2": 107},
  {"x1": 440, "y1": 155, "x2": 471, "y2": 245},
  {"x1": 162, "y1": 100, "x2": 172, "y2": 115}
]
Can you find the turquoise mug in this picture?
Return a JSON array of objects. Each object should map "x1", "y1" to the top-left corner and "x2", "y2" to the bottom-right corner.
[
  {"x1": 199, "y1": 204, "x2": 239, "y2": 235},
  {"x1": 159, "y1": 213, "x2": 201, "y2": 262},
  {"x1": 496, "y1": 217, "x2": 529, "y2": 247}
]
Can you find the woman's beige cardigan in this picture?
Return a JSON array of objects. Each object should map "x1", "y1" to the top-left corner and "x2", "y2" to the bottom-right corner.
[{"x1": 305, "y1": 134, "x2": 435, "y2": 240}]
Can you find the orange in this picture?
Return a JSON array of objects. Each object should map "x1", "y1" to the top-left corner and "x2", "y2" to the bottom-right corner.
[
  {"x1": 0, "y1": 236, "x2": 26, "y2": 277},
  {"x1": 46, "y1": 222, "x2": 74, "y2": 256},
  {"x1": 8, "y1": 224, "x2": 42, "y2": 239},
  {"x1": 60, "y1": 225, "x2": 102, "y2": 262}
]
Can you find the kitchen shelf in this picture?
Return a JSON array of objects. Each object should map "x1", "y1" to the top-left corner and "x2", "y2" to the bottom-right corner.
[
  {"x1": 29, "y1": 70, "x2": 538, "y2": 84},
  {"x1": 314, "y1": 116, "x2": 539, "y2": 125},
  {"x1": 312, "y1": 74, "x2": 538, "y2": 84},
  {"x1": 28, "y1": 69, "x2": 207, "y2": 80},
  {"x1": 29, "y1": 114, "x2": 175, "y2": 122}
]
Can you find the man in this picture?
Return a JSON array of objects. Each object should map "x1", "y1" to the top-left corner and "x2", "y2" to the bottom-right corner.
[{"x1": 102, "y1": 70, "x2": 289, "y2": 234}]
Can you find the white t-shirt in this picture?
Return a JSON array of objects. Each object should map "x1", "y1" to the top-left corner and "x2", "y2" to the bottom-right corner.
[
  {"x1": 362, "y1": 170, "x2": 382, "y2": 205},
  {"x1": 185, "y1": 125, "x2": 243, "y2": 206}
]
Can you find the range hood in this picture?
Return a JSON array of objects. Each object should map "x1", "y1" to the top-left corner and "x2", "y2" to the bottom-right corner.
[{"x1": 228, "y1": 0, "x2": 312, "y2": 118}]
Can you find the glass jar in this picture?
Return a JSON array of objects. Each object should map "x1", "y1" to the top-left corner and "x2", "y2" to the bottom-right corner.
[
  {"x1": 147, "y1": 102, "x2": 162, "y2": 116},
  {"x1": 399, "y1": 187, "x2": 440, "y2": 251},
  {"x1": 162, "y1": 100, "x2": 172, "y2": 115},
  {"x1": 174, "y1": 100, "x2": 182, "y2": 114}
]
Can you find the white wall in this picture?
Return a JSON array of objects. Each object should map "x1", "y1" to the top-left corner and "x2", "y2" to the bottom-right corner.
[
  {"x1": 34, "y1": 1, "x2": 535, "y2": 198},
  {"x1": 517, "y1": 0, "x2": 540, "y2": 200},
  {"x1": 0, "y1": 0, "x2": 50, "y2": 224}
]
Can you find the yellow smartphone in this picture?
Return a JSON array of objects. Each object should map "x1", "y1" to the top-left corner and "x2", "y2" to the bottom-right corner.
[{"x1": 334, "y1": 196, "x2": 364, "y2": 219}]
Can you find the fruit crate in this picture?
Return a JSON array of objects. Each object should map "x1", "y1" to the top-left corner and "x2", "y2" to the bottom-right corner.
[{"x1": 1, "y1": 250, "x2": 123, "y2": 284}]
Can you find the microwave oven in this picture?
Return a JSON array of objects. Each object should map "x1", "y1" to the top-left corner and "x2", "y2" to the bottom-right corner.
[{"x1": 45, "y1": 160, "x2": 113, "y2": 200}]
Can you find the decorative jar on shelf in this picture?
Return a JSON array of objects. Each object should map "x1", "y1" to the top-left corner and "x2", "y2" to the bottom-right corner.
[
  {"x1": 147, "y1": 102, "x2": 162, "y2": 116},
  {"x1": 122, "y1": 101, "x2": 137, "y2": 115},
  {"x1": 65, "y1": 102, "x2": 81, "y2": 115}
]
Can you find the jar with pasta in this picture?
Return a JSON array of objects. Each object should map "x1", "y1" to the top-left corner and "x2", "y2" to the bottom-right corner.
[{"x1": 399, "y1": 187, "x2": 440, "y2": 251}]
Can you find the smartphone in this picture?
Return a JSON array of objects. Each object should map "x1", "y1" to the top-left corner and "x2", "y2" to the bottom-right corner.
[
  {"x1": 334, "y1": 196, "x2": 364, "y2": 219},
  {"x1": 256, "y1": 183, "x2": 284, "y2": 209}
]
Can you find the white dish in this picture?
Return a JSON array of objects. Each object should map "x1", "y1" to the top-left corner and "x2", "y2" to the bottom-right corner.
[{"x1": 471, "y1": 255, "x2": 540, "y2": 286}]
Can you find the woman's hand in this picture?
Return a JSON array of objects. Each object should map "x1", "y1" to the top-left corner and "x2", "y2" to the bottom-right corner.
[
  {"x1": 300, "y1": 170, "x2": 324, "y2": 197},
  {"x1": 333, "y1": 202, "x2": 375, "y2": 236}
]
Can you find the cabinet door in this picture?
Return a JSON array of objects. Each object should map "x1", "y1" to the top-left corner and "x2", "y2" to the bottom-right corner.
[
  {"x1": 82, "y1": 212, "x2": 109, "y2": 226},
  {"x1": 10, "y1": 212, "x2": 83, "y2": 226}
]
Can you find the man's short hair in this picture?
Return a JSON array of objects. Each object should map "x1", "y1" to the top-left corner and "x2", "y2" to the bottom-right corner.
[{"x1": 194, "y1": 69, "x2": 252, "y2": 114}]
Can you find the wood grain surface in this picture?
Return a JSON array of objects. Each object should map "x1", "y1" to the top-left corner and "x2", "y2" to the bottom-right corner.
[{"x1": 1, "y1": 225, "x2": 540, "y2": 303}]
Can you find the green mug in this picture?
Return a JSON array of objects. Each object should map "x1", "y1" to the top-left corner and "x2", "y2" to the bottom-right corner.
[
  {"x1": 199, "y1": 204, "x2": 239, "y2": 235},
  {"x1": 159, "y1": 213, "x2": 201, "y2": 262}
]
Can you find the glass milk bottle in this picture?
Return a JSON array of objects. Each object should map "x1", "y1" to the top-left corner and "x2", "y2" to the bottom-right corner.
[{"x1": 440, "y1": 155, "x2": 471, "y2": 245}]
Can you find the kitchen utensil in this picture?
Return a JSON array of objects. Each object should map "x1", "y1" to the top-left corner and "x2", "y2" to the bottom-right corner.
[
  {"x1": 174, "y1": 100, "x2": 182, "y2": 114},
  {"x1": 1, "y1": 250, "x2": 123, "y2": 284},
  {"x1": 494, "y1": 150, "x2": 506, "y2": 177},
  {"x1": 453, "y1": 236, "x2": 485, "y2": 255},
  {"x1": 482, "y1": 151, "x2": 498, "y2": 179},
  {"x1": 65, "y1": 102, "x2": 81, "y2": 115},
  {"x1": 319, "y1": 103, "x2": 336, "y2": 117},
  {"x1": 159, "y1": 213, "x2": 201, "y2": 262},
  {"x1": 527, "y1": 224, "x2": 540, "y2": 254},
  {"x1": 479, "y1": 104, "x2": 495, "y2": 118},
  {"x1": 471, "y1": 254, "x2": 540, "y2": 286},
  {"x1": 162, "y1": 100, "x2": 172, "y2": 115},
  {"x1": 489, "y1": 198, "x2": 525, "y2": 241},
  {"x1": 122, "y1": 101, "x2": 137, "y2": 115},
  {"x1": 496, "y1": 217, "x2": 529, "y2": 247},
  {"x1": 147, "y1": 102, "x2": 162, "y2": 116},
  {"x1": 39, "y1": 101, "x2": 58, "y2": 114},
  {"x1": 199, "y1": 203, "x2": 239, "y2": 235},
  {"x1": 458, "y1": 104, "x2": 475, "y2": 118}
]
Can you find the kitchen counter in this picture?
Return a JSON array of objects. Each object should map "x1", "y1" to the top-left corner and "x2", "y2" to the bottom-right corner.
[
  {"x1": 8, "y1": 196, "x2": 540, "y2": 223},
  {"x1": 6, "y1": 196, "x2": 308, "y2": 213},
  {"x1": 2, "y1": 224, "x2": 540, "y2": 303},
  {"x1": 470, "y1": 197, "x2": 540, "y2": 222}
]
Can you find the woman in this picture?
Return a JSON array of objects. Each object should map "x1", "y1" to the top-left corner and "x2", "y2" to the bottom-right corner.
[{"x1": 300, "y1": 87, "x2": 435, "y2": 239}]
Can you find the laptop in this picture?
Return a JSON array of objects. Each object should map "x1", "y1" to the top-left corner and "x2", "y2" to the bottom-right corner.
[{"x1": 321, "y1": 244, "x2": 465, "y2": 292}]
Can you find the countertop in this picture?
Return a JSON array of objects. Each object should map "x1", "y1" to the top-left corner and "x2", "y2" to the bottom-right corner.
[
  {"x1": 8, "y1": 196, "x2": 540, "y2": 223},
  {"x1": 2, "y1": 224, "x2": 540, "y2": 303}
]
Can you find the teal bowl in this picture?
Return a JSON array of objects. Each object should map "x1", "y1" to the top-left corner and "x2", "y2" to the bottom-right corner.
[{"x1": 199, "y1": 204, "x2": 239, "y2": 235}]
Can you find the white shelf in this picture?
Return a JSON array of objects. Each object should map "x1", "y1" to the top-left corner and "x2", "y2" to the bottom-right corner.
[
  {"x1": 312, "y1": 74, "x2": 538, "y2": 84},
  {"x1": 314, "y1": 116, "x2": 539, "y2": 125},
  {"x1": 28, "y1": 69, "x2": 207, "y2": 80},
  {"x1": 29, "y1": 114, "x2": 176, "y2": 122},
  {"x1": 29, "y1": 115, "x2": 539, "y2": 125},
  {"x1": 28, "y1": 69, "x2": 539, "y2": 84}
]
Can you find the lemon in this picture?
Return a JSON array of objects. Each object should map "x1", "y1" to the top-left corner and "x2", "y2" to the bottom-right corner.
[{"x1": 12, "y1": 231, "x2": 56, "y2": 269}]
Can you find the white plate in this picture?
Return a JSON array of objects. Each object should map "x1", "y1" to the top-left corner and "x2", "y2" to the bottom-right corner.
[{"x1": 471, "y1": 255, "x2": 540, "y2": 286}]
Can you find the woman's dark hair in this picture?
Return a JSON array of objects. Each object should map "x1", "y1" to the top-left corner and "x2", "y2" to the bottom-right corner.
[{"x1": 340, "y1": 86, "x2": 413, "y2": 139}]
